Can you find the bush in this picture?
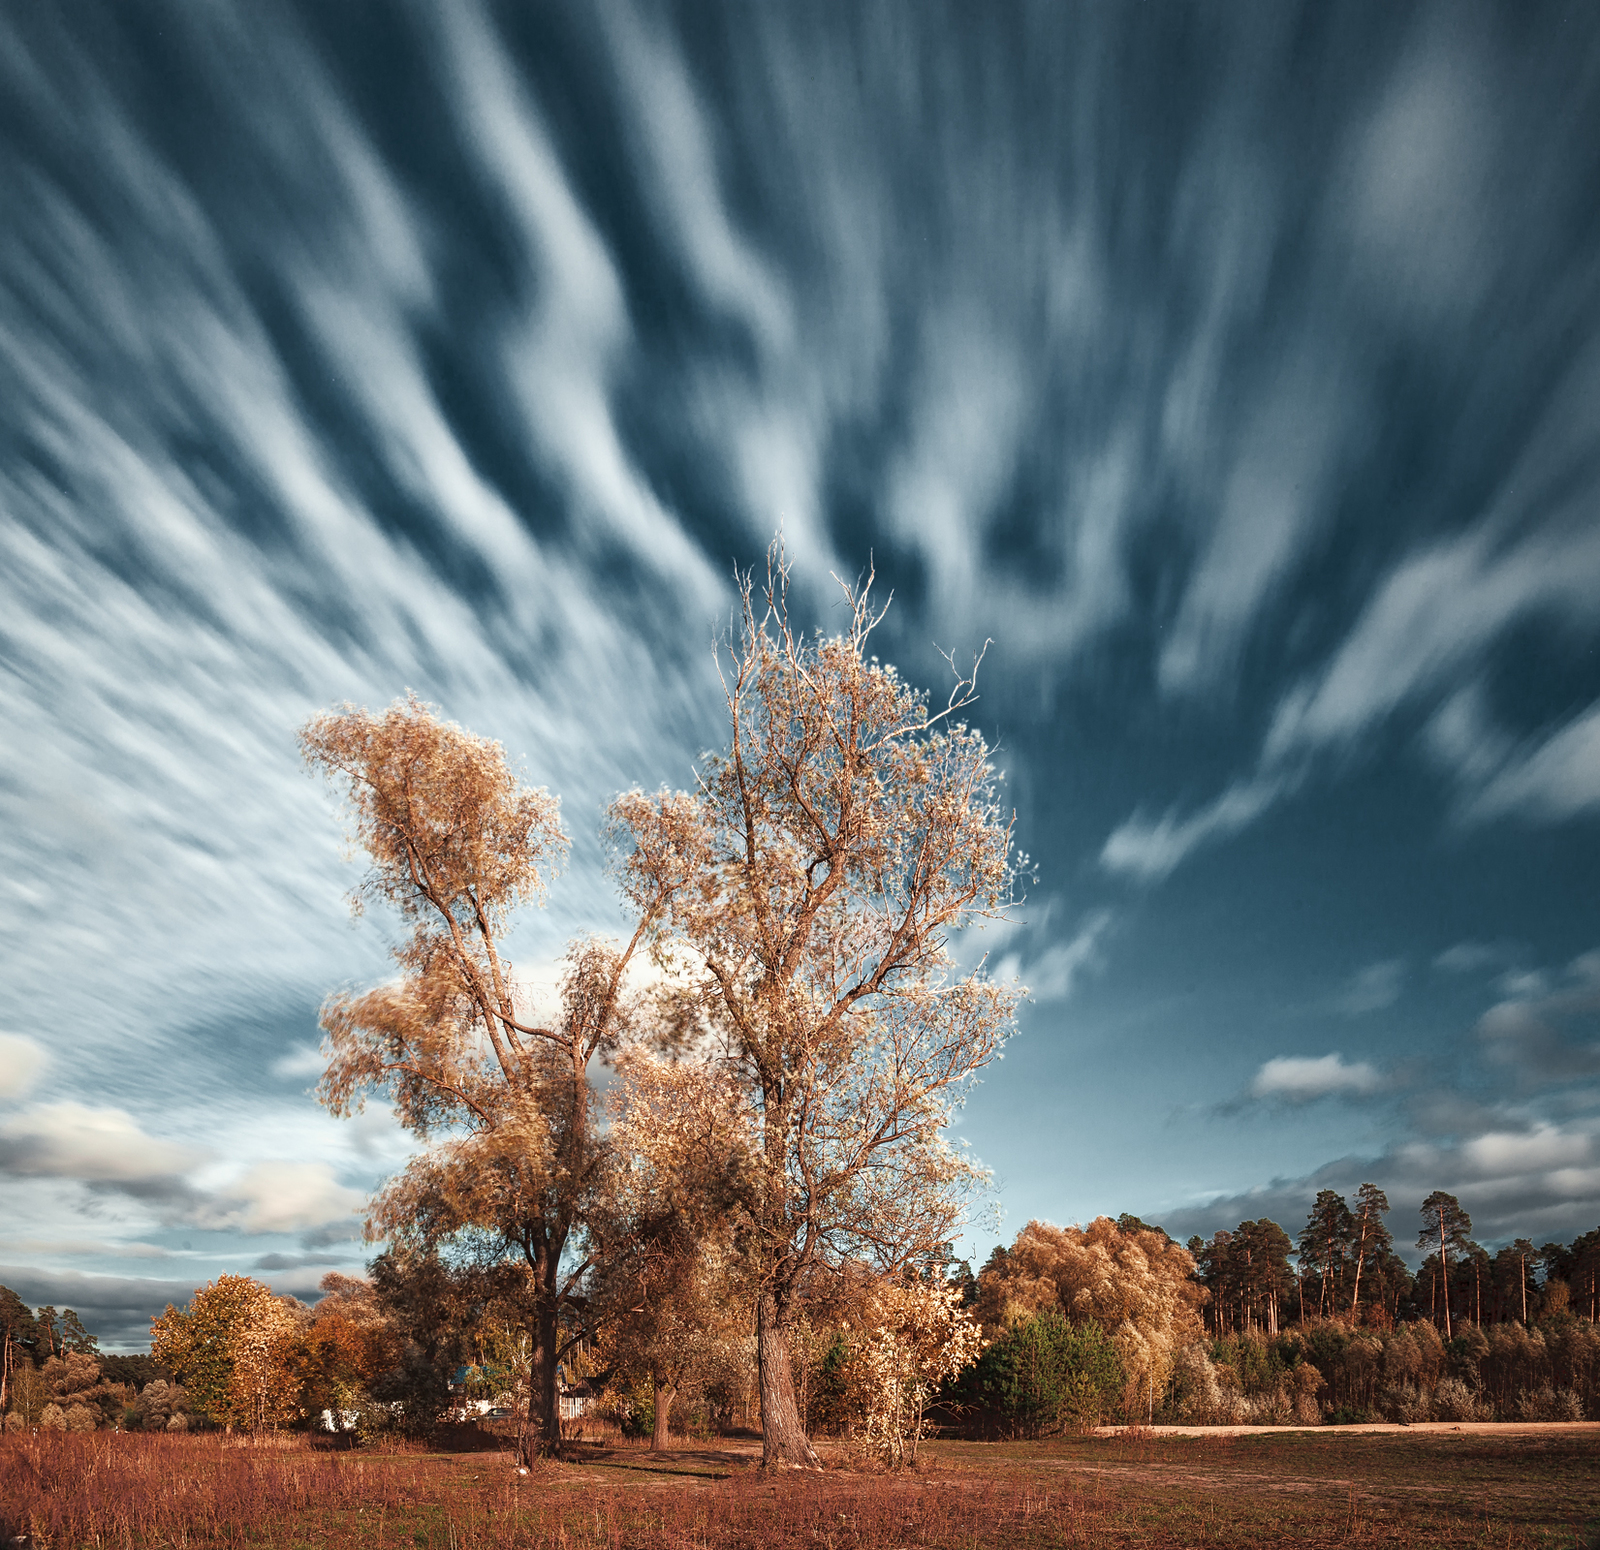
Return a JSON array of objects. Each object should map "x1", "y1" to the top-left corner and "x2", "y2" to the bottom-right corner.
[
  {"x1": 1431, "y1": 1376, "x2": 1489, "y2": 1422},
  {"x1": 1513, "y1": 1385, "x2": 1584, "y2": 1421},
  {"x1": 947, "y1": 1311, "x2": 1124, "y2": 1437}
]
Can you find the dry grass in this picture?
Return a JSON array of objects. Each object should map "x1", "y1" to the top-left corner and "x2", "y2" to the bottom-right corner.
[{"x1": 3, "y1": 1425, "x2": 1598, "y2": 1548}]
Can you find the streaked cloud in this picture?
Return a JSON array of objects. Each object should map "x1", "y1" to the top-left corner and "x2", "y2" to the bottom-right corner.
[
  {"x1": 1101, "y1": 775, "x2": 1286, "y2": 882},
  {"x1": 0, "y1": 1102, "x2": 202, "y2": 1182}
]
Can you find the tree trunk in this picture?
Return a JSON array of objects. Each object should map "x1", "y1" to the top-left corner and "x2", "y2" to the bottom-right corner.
[
  {"x1": 756, "y1": 1290, "x2": 820, "y2": 1469},
  {"x1": 651, "y1": 1376, "x2": 676, "y2": 1451},
  {"x1": 519, "y1": 1233, "x2": 566, "y2": 1465}
]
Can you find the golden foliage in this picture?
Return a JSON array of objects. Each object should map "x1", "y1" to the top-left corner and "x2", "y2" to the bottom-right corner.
[
  {"x1": 301, "y1": 697, "x2": 670, "y2": 1459},
  {"x1": 834, "y1": 1277, "x2": 983, "y2": 1465},
  {"x1": 151, "y1": 1276, "x2": 305, "y2": 1432},
  {"x1": 978, "y1": 1218, "x2": 1205, "y2": 1410},
  {"x1": 609, "y1": 549, "x2": 1023, "y2": 1463}
]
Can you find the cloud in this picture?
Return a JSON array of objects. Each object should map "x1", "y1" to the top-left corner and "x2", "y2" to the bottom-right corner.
[
  {"x1": 0, "y1": 1032, "x2": 49, "y2": 1099},
  {"x1": 0, "y1": 1103, "x2": 202, "y2": 1182},
  {"x1": 252, "y1": 1251, "x2": 349, "y2": 1272},
  {"x1": 1467, "y1": 697, "x2": 1600, "y2": 823},
  {"x1": 1476, "y1": 958, "x2": 1600, "y2": 1082},
  {"x1": 428, "y1": 0, "x2": 725, "y2": 613},
  {"x1": 1100, "y1": 774, "x2": 1285, "y2": 882},
  {"x1": 1334, "y1": 960, "x2": 1406, "y2": 1016},
  {"x1": 597, "y1": 0, "x2": 792, "y2": 356},
  {"x1": 1434, "y1": 940, "x2": 1514, "y2": 975},
  {"x1": 1158, "y1": 347, "x2": 1351, "y2": 695},
  {"x1": 199, "y1": 1162, "x2": 365, "y2": 1235},
  {"x1": 272, "y1": 1044, "x2": 326, "y2": 1081},
  {"x1": 0, "y1": 1264, "x2": 218, "y2": 1349},
  {"x1": 1163, "y1": 1112, "x2": 1600, "y2": 1251},
  {"x1": 998, "y1": 910, "x2": 1114, "y2": 1004},
  {"x1": 1248, "y1": 1054, "x2": 1382, "y2": 1103}
]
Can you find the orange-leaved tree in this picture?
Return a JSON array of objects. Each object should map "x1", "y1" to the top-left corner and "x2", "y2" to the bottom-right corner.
[
  {"x1": 302, "y1": 696, "x2": 668, "y2": 1461},
  {"x1": 611, "y1": 554, "x2": 1022, "y2": 1467},
  {"x1": 150, "y1": 1275, "x2": 304, "y2": 1431},
  {"x1": 977, "y1": 1218, "x2": 1206, "y2": 1417}
]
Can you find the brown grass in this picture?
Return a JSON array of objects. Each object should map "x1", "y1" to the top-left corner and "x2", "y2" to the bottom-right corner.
[{"x1": 3, "y1": 1425, "x2": 1598, "y2": 1548}]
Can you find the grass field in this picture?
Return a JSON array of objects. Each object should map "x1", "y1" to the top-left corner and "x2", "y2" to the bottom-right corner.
[{"x1": 3, "y1": 1424, "x2": 1598, "y2": 1548}]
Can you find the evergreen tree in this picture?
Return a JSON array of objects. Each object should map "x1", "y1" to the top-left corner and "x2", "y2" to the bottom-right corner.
[
  {"x1": 1417, "y1": 1192, "x2": 1472, "y2": 1338},
  {"x1": 1348, "y1": 1184, "x2": 1391, "y2": 1321},
  {"x1": 1298, "y1": 1192, "x2": 1354, "y2": 1318}
]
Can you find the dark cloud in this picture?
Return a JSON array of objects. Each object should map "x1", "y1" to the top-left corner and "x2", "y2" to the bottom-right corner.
[{"x1": 252, "y1": 1252, "x2": 346, "y2": 1272}]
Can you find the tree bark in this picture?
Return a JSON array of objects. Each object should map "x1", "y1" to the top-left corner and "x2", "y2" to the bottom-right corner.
[
  {"x1": 756, "y1": 1290, "x2": 819, "y2": 1469},
  {"x1": 520, "y1": 1230, "x2": 566, "y2": 1465},
  {"x1": 651, "y1": 1377, "x2": 676, "y2": 1451}
]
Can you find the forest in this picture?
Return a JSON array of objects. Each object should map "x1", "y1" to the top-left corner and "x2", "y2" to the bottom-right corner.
[{"x1": 6, "y1": 559, "x2": 1599, "y2": 1464}]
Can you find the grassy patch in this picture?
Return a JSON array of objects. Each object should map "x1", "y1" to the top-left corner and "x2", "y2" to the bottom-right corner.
[{"x1": 3, "y1": 1427, "x2": 1597, "y2": 1547}]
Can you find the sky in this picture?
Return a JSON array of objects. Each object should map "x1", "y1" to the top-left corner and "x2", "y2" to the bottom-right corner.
[{"x1": 2, "y1": 0, "x2": 1599, "y2": 1349}]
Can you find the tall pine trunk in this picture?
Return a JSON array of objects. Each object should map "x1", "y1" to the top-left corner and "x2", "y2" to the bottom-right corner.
[{"x1": 756, "y1": 1289, "x2": 819, "y2": 1469}]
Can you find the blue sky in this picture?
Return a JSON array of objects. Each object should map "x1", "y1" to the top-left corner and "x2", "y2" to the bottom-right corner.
[{"x1": 2, "y1": 0, "x2": 1599, "y2": 1348}]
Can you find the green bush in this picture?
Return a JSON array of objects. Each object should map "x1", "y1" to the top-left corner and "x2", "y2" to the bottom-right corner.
[{"x1": 945, "y1": 1311, "x2": 1124, "y2": 1437}]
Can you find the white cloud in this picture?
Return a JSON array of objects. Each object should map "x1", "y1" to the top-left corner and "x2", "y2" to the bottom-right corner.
[
  {"x1": 272, "y1": 1044, "x2": 327, "y2": 1080},
  {"x1": 200, "y1": 1161, "x2": 365, "y2": 1235},
  {"x1": 430, "y1": 0, "x2": 724, "y2": 613},
  {"x1": 1476, "y1": 960, "x2": 1600, "y2": 1081},
  {"x1": 0, "y1": 1102, "x2": 202, "y2": 1181},
  {"x1": 1339, "y1": 35, "x2": 1493, "y2": 318},
  {"x1": 1334, "y1": 959, "x2": 1406, "y2": 1016},
  {"x1": 597, "y1": 0, "x2": 792, "y2": 356},
  {"x1": 1100, "y1": 774, "x2": 1285, "y2": 881},
  {"x1": 1467, "y1": 697, "x2": 1600, "y2": 823},
  {"x1": 1459, "y1": 1125, "x2": 1590, "y2": 1176},
  {"x1": 1433, "y1": 940, "x2": 1513, "y2": 975},
  {"x1": 0, "y1": 1032, "x2": 49, "y2": 1100},
  {"x1": 1249, "y1": 1054, "x2": 1381, "y2": 1103},
  {"x1": 1159, "y1": 348, "x2": 1349, "y2": 695},
  {"x1": 998, "y1": 910, "x2": 1114, "y2": 1004}
]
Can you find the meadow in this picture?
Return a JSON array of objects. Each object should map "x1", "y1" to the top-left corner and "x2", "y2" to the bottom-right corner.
[{"x1": 3, "y1": 1424, "x2": 1598, "y2": 1549}]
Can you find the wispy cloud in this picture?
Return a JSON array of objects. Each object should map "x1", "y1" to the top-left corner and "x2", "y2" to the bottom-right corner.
[
  {"x1": 1101, "y1": 775, "x2": 1286, "y2": 882},
  {"x1": 996, "y1": 910, "x2": 1114, "y2": 1004},
  {"x1": 1477, "y1": 951, "x2": 1600, "y2": 1082},
  {"x1": 1333, "y1": 960, "x2": 1406, "y2": 1017}
]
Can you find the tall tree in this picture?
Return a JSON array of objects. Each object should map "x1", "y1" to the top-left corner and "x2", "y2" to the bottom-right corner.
[
  {"x1": 1417, "y1": 1191, "x2": 1472, "y2": 1339},
  {"x1": 1298, "y1": 1191, "x2": 1354, "y2": 1318},
  {"x1": 1348, "y1": 1183, "x2": 1391, "y2": 1321},
  {"x1": 613, "y1": 556, "x2": 1021, "y2": 1467},
  {"x1": 302, "y1": 697, "x2": 671, "y2": 1461},
  {"x1": 0, "y1": 1286, "x2": 37, "y2": 1415}
]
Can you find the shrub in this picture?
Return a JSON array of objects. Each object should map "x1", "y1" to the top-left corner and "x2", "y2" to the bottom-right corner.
[
  {"x1": 948, "y1": 1311, "x2": 1124, "y2": 1437},
  {"x1": 1431, "y1": 1376, "x2": 1489, "y2": 1422},
  {"x1": 1513, "y1": 1385, "x2": 1584, "y2": 1421}
]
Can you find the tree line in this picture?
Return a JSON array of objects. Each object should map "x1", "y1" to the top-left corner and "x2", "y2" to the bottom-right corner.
[
  {"x1": 1190, "y1": 1187, "x2": 1598, "y2": 1339},
  {"x1": 9, "y1": 1186, "x2": 1598, "y2": 1443}
]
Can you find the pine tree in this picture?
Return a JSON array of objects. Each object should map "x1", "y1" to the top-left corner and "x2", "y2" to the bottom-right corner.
[
  {"x1": 1417, "y1": 1192, "x2": 1472, "y2": 1338},
  {"x1": 1348, "y1": 1184, "x2": 1391, "y2": 1322}
]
